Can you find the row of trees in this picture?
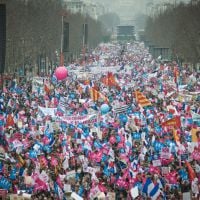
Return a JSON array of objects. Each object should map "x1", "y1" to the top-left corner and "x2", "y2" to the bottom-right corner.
[
  {"x1": 5, "y1": 0, "x2": 110, "y2": 74},
  {"x1": 144, "y1": 1, "x2": 200, "y2": 65}
]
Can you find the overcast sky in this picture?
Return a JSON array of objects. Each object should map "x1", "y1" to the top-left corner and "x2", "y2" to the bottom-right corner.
[{"x1": 91, "y1": 0, "x2": 191, "y2": 24}]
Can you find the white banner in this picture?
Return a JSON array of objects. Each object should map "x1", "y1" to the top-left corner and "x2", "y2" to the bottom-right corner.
[
  {"x1": 191, "y1": 111, "x2": 200, "y2": 121},
  {"x1": 38, "y1": 106, "x2": 57, "y2": 117},
  {"x1": 60, "y1": 114, "x2": 97, "y2": 125}
]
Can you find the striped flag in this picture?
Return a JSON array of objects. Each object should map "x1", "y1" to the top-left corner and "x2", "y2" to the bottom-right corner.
[
  {"x1": 149, "y1": 183, "x2": 161, "y2": 200},
  {"x1": 135, "y1": 91, "x2": 151, "y2": 107},
  {"x1": 142, "y1": 178, "x2": 161, "y2": 199},
  {"x1": 142, "y1": 178, "x2": 155, "y2": 195},
  {"x1": 113, "y1": 105, "x2": 129, "y2": 114},
  {"x1": 90, "y1": 87, "x2": 108, "y2": 102},
  {"x1": 0, "y1": 152, "x2": 5, "y2": 161}
]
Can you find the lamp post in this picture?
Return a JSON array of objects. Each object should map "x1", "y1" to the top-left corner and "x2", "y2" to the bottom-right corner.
[{"x1": 60, "y1": 15, "x2": 64, "y2": 66}]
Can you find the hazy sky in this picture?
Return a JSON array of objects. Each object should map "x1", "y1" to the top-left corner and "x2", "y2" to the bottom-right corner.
[{"x1": 91, "y1": 0, "x2": 191, "y2": 24}]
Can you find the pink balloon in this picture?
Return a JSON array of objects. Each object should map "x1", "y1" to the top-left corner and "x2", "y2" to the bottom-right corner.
[
  {"x1": 40, "y1": 156, "x2": 48, "y2": 166},
  {"x1": 51, "y1": 156, "x2": 58, "y2": 167},
  {"x1": 117, "y1": 142, "x2": 124, "y2": 149},
  {"x1": 95, "y1": 151, "x2": 103, "y2": 163},
  {"x1": 55, "y1": 66, "x2": 68, "y2": 80},
  {"x1": 42, "y1": 136, "x2": 50, "y2": 145},
  {"x1": 98, "y1": 183, "x2": 107, "y2": 192},
  {"x1": 109, "y1": 136, "x2": 116, "y2": 144},
  {"x1": 165, "y1": 172, "x2": 177, "y2": 184}
]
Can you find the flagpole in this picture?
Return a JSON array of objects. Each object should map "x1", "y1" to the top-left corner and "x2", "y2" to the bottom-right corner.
[
  {"x1": 60, "y1": 15, "x2": 64, "y2": 66},
  {"x1": 97, "y1": 110, "x2": 101, "y2": 138}
]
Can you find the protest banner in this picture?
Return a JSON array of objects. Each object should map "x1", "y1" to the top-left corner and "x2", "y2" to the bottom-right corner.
[{"x1": 60, "y1": 114, "x2": 97, "y2": 125}]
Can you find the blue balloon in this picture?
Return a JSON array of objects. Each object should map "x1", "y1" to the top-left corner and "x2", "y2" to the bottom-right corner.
[
  {"x1": 116, "y1": 135, "x2": 121, "y2": 143},
  {"x1": 102, "y1": 154, "x2": 108, "y2": 162},
  {"x1": 29, "y1": 150, "x2": 37, "y2": 159},
  {"x1": 103, "y1": 166, "x2": 110, "y2": 177},
  {"x1": 0, "y1": 177, "x2": 11, "y2": 190},
  {"x1": 127, "y1": 109, "x2": 132, "y2": 114},
  {"x1": 83, "y1": 131, "x2": 89, "y2": 138},
  {"x1": 61, "y1": 122, "x2": 67, "y2": 131},
  {"x1": 154, "y1": 141, "x2": 163, "y2": 152},
  {"x1": 69, "y1": 93, "x2": 75, "y2": 99},
  {"x1": 132, "y1": 132, "x2": 141, "y2": 140},
  {"x1": 10, "y1": 167, "x2": 17, "y2": 180},
  {"x1": 51, "y1": 74, "x2": 57, "y2": 84},
  {"x1": 94, "y1": 141, "x2": 102, "y2": 149},
  {"x1": 120, "y1": 115, "x2": 128, "y2": 123},
  {"x1": 179, "y1": 169, "x2": 188, "y2": 180},
  {"x1": 77, "y1": 123, "x2": 84, "y2": 129},
  {"x1": 100, "y1": 104, "x2": 110, "y2": 114},
  {"x1": 69, "y1": 124, "x2": 75, "y2": 129}
]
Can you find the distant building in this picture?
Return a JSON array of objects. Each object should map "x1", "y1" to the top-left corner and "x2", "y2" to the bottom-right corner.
[
  {"x1": 62, "y1": 0, "x2": 106, "y2": 20},
  {"x1": 116, "y1": 25, "x2": 135, "y2": 41}
]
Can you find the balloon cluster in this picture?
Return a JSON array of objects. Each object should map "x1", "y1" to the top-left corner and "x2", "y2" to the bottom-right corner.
[
  {"x1": 153, "y1": 141, "x2": 164, "y2": 152},
  {"x1": 0, "y1": 177, "x2": 11, "y2": 190},
  {"x1": 132, "y1": 132, "x2": 141, "y2": 140}
]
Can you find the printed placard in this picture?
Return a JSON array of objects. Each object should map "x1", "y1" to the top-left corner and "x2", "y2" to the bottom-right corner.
[
  {"x1": 181, "y1": 153, "x2": 189, "y2": 161},
  {"x1": 161, "y1": 147, "x2": 170, "y2": 159},
  {"x1": 107, "y1": 192, "x2": 116, "y2": 200},
  {"x1": 152, "y1": 159, "x2": 162, "y2": 167},
  {"x1": 66, "y1": 170, "x2": 76, "y2": 180},
  {"x1": 162, "y1": 167, "x2": 170, "y2": 175},
  {"x1": 183, "y1": 192, "x2": 191, "y2": 200}
]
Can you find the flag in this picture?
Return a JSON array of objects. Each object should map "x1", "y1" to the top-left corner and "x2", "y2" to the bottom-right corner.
[
  {"x1": 44, "y1": 84, "x2": 50, "y2": 94},
  {"x1": 173, "y1": 129, "x2": 180, "y2": 143},
  {"x1": 157, "y1": 178, "x2": 165, "y2": 189},
  {"x1": 149, "y1": 183, "x2": 161, "y2": 200},
  {"x1": 113, "y1": 105, "x2": 129, "y2": 114},
  {"x1": 84, "y1": 80, "x2": 90, "y2": 85},
  {"x1": 161, "y1": 116, "x2": 181, "y2": 128},
  {"x1": 54, "y1": 182, "x2": 64, "y2": 200},
  {"x1": 191, "y1": 128, "x2": 198, "y2": 142},
  {"x1": 101, "y1": 72, "x2": 120, "y2": 90},
  {"x1": 185, "y1": 104, "x2": 190, "y2": 113},
  {"x1": 185, "y1": 161, "x2": 196, "y2": 182},
  {"x1": 90, "y1": 87, "x2": 108, "y2": 102},
  {"x1": 6, "y1": 114, "x2": 15, "y2": 127},
  {"x1": 135, "y1": 91, "x2": 151, "y2": 107},
  {"x1": 142, "y1": 178, "x2": 155, "y2": 195}
]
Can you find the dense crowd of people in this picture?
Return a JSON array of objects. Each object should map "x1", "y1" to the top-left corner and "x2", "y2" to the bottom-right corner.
[{"x1": 0, "y1": 42, "x2": 199, "y2": 200}]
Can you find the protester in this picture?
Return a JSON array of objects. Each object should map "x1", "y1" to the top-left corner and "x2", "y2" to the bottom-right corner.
[{"x1": 0, "y1": 42, "x2": 199, "y2": 199}]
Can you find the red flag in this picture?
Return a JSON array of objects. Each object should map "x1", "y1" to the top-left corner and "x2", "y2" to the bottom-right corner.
[
  {"x1": 101, "y1": 72, "x2": 120, "y2": 90},
  {"x1": 162, "y1": 116, "x2": 181, "y2": 128},
  {"x1": 185, "y1": 161, "x2": 196, "y2": 182},
  {"x1": 90, "y1": 87, "x2": 108, "y2": 102},
  {"x1": 173, "y1": 129, "x2": 180, "y2": 143},
  {"x1": 6, "y1": 114, "x2": 15, "y2": 127},
  {"x1": 44, "y1": 84, "x2": 50, "y2": 94},
  {"x1": 135, "y1": 91, "x2": 151, "y2": 107}
]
